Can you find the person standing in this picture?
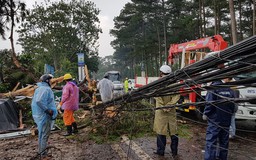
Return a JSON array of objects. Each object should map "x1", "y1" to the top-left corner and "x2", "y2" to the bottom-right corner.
[
  {"x1": 203, "y1": 77, "x2": 236, "y2": 160},
  {"x1": 97, "y1": 73, "x2": 114, "y2": 103},
  {"x1": 31, "y1": 74, "x2": 58, "y2": 158},
  {"x1": 124, "y1": 77, "x2": 129, "y2": 93},
  {"x1": 60, "y1": 73, "x2": 79, "y2": 136},
  {"x1": 230, "y1": 86, "x2": 239, "y2": 139},
  {"x1": 153, "y1": 65, "x2": 180, "y2": 157}
]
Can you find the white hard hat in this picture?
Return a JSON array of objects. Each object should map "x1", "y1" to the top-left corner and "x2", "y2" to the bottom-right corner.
[{"x1": 160, "y1": 65, "x2": 172, "y2": 74}]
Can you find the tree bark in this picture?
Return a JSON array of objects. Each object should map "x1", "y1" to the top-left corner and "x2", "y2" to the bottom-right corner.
[
  {"x1": 8, "y1": 0, "x2": 37, "y2": 82},
  {"x1": 217, "y1": 2, "x2": 221, "y2": 34},
  {"x1": 162, "y1": 0, "x2": 168, "y2": 64},
  {"x1": 214, "y1": 0, "x2": 218, "y2": 35},
  {"x1": 9, "y1": 0, "x2": 22, "y2": 69},
  {"x1": 156, "y1": 26, "x2": 162, "y2": 67},
  {"x1": 238, "y1": 0, "x2": 243, "y2": 41},
  {"x1": 253, "y1": 0, "x2": 256, "y2": 35},
  {"x1": 229, "y1": 0, "x2": 237, "y2": 44},
  {"x1": 199, "y1": 0, "x2": 202, "y2": 38},
  {"x1": 202, "y1": 0, "x2": 206, "y2": 37}
]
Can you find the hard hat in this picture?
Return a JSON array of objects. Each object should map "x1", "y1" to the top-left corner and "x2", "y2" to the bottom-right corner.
[
  {"x1": 40, "y1": 74, "x2": 53, "y2": 83},
  {"x1": 160, "y1": 65, "x2": 172, "y2": 74},
  {"x1": 126, "y1": 77, "x2": 128, "y2": 80},
  {"x1": 63, "y1": 73, "x2": 72, "y2": 80}
]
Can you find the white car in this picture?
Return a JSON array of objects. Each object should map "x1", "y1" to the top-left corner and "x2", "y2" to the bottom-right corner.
[{"x1": 128, "y1": 79, "x2": 135, "y2": 90}]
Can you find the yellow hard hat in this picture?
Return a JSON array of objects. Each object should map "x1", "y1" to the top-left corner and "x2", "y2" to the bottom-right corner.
[{"x1": 63, "y1": 73, "x2": 72, "y2": 80}]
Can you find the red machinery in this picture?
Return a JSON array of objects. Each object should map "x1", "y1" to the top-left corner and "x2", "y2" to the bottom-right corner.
[
  {"x1": 168, "y1": 35, "x2": 228, "y2": 64},
  {"x1": 168, "y1": 35, "x2": 228, "y2": 112}
]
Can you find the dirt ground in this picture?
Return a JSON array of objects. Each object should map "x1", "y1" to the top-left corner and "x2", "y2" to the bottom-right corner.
[{"x1": 1, "y1": 116, "x2": 256, "y2": 160}]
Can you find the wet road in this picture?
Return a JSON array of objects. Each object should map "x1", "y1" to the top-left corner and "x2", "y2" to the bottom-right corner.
[{"x1": 1, "y1": 114, "x2": 256, "y2": 160}]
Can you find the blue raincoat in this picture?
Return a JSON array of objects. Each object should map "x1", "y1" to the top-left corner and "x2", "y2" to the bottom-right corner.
[
  {"x1": 31, "y1": 82, "x2": 57, "y2": 155},
  {"x1": 204, "y1": 80, "x2": 235, "y2": 160}
]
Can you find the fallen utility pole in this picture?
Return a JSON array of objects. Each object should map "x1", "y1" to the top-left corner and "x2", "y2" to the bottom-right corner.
[{"x1": 94, "y1": 35, "x2": 256, "y2": 111}]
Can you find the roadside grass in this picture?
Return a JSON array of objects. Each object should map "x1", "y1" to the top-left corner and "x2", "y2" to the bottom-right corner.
[{"x1": 177, "y1": 123, "x2": 193, "y2": 139}]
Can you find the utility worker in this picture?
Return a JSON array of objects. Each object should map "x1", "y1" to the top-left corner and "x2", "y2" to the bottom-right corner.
[
  {"x1": 97, "y1": 73, "x2": 114, "y2": 103},
  {"x1": 203, "y1": 77, "x2": 236, "y2": 160},
  {"x1": 153, "y1": 65, "x2": 180, "y2": 158},
  {"x1": 60, "y1": 73, "x2": 79, "y2": 136},
  {"x1": 31, "y1": 74, "x2": 58, "y2": 158},
  {"x1": 124, "y1": 77, "x2": 129, "y2": 93}
]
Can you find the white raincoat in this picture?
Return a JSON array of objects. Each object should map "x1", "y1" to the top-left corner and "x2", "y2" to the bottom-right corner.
[{"x1": 97, "y1": 78, "x2": 114, "y2": 103}]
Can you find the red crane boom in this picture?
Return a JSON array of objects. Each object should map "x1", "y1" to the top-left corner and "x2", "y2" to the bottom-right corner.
[{"x1": 168, "y1": 35, "x2": 228, "y2": 64}]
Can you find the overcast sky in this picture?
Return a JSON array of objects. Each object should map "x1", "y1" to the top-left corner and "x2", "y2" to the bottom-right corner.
[{"x1": 0, "y1": 0, "x2": 130, "y2": 57}]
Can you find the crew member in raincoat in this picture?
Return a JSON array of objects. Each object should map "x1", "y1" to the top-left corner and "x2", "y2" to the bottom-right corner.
[
  {"x1": 60, "y1": 73, "x2": 79, "y2": 136},
  {"x1": 31, "y1": 74, "x2": 58, "y2": 157},
  {"x1": 153, "y1": 65, "x2": 180, "y2": 157},
  {"x1": 124, "y1": 78, "x2": 129, "y2": 93},
  {"x1": 203, "y1": 78, "x2": 236, "y2": 160},
  {"x1": 97, "y1": 73, "x2": 114, "y2": 103}
]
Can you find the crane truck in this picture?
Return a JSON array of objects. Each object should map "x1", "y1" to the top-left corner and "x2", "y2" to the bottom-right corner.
[
  {"x1": 135, "y1": 35, "x2": 256, "y2": 120},
  {"x1": 168, "y1": 35, "x2": 256, "y2": 120}
]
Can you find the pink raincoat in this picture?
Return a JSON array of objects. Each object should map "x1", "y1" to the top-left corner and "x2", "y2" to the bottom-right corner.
[{"x1": 61, "y1": 81, "x2": 79, "y2": 111}]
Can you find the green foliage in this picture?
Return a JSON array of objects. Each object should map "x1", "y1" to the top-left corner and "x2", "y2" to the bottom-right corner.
[
  {"x1": 0, "y1": 83, "x2": 10, "y2": 92},
  {"x1": 95, "y1": 56, "x2": 117, "y2": 80},
  {"x1": 18, "y1": 0, "x2": 101, "y2": 76},
  {"x1": 177, "y1": 124, "x2": 193, "y2": 139},
  {"x1": 88, "y1": 101, "x2": 155, "y2": 143},
  {"x1": 55, "y1": 117, "x2": 65, "y2": 129},
  {"x1": 0, "y1": 49, "x2": 35, "y2": 90},
  {"x1": 110, "y1": 0, "x2": 255, "y2": 78},
  {"x1": 0, "y1": 0, "x2": 28, "y2": 40}
]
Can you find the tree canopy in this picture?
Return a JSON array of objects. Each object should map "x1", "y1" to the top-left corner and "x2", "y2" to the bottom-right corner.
[
  {"x1": 0, "y1": 0, "x2": 102, "y2": 91},
  {"x1": 110, "y1": 0, "x2": 255, "y2": 78},
  {"x1": 18, "y1": 0, "x2": 101, "y2": 77}
]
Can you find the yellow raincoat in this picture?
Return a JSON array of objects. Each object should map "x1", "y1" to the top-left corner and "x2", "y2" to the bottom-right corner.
[
  {"x1": 153, "y1": 94, "x2": 180, "y2": 136},
  {"x1": 124, "y1": 79, "x2": 129, "y2": 93}
]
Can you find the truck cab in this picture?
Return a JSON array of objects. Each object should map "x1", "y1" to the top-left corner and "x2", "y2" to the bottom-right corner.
[{"x1": 234, "y1": 73, "x2": 256, "y2": 120}]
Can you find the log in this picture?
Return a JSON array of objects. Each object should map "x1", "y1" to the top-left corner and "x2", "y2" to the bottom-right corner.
[{"x1": 0, "y1": 76, "x2": 64, "y2": 98}]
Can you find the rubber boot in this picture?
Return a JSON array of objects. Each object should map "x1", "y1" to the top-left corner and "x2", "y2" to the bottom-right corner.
[
  {"x1": 171, "y1": 135, "x2": 179, "y2": 156},
  {"x1": 154, "y1": 134, "x2": 166, "y2": 156},
  {"x1": 72, "y1": 122, "x2": 78, "y2": 134},
  {"x1": 63, "y1": 125, "x2": 72, "y2": 136}
]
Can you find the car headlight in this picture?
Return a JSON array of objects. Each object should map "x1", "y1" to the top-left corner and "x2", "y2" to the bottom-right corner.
[{"x1": 236, "y1": 110, "x2": 243, "y2": 115}]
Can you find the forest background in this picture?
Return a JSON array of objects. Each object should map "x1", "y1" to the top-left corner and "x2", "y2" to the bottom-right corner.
[{"x1": 0, "y1": 0, "x2": 255, "y2": 91}]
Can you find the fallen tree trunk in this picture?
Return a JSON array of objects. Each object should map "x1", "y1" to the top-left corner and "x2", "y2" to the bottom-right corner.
[{"x1": 0, "y1": 76, "x2": 64, "y2": 98}]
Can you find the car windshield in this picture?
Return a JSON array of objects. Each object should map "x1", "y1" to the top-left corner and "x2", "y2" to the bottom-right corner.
[
  {"x1": 108, "y1": 74, "x2": 120, "y2": 82},
  {"x1": 235, "y1": 71, "x2": 256, "y2": 80}
]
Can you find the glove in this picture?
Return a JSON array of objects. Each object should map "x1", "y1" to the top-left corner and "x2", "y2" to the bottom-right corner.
[
  {"x1": 57, "y1": 104, "x2": 61, "y2": 110},
  {"x1": 202, "y1": 114, "x2": 208, "y2": 121},
  {"x1": 45, "y1": 109, "x2": 53, "y2": 116},
  {"x1": 163, "y1": 108, "x2": 171, "y2": 112}
]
